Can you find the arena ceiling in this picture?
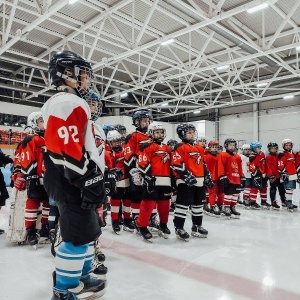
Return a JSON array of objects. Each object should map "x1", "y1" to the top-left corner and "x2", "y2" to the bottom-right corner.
[{"x1": 1, "y1": 0, "x2": 300, "y2": 121}]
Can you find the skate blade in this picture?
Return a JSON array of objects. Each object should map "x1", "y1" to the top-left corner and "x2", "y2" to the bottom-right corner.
[
  {"x1": 271, "y1": 207, "x2": 280, "y2": 211},
  {"x1": 230, "y1": 215, "x2": 240, "y2": 219},
  {"x1": 113, "y1": 231, "x2": 120, "y2": 235},
  {"x1": 176, "y1": 235, "x2": 189, "y2": 242},
  {"x1": 39, "y1": 238, "x2": 50, "y2": 244},
  {"x1": 191, "y1": 233, "x2": 208, "y2": 238},
  {"x1": 123, "y1": 226, "x2": 134, "y2": 233},
  {"x1": 30, "y1": 244, "x2": 38, "y2": 250},
  {"x1": 77, "y1": 288, "x2": 106, "y2": 299},
  {"x1": 143, "y1": 238, "x2": 153, "y2": 243},
  {"x1": 158, "y1": 232, "x2": 169, "y2": 239},
  {"x1": 92, "y1": 273, "x2": 107, "y2": 281}
]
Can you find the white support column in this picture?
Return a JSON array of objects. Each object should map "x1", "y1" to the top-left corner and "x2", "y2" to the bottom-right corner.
[{"x1": 253, "y1": 103, "x2": 259, "y2": 141}]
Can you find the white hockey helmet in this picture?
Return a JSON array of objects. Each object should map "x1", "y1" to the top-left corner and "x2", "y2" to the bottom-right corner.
[
  {"x1": 107, "y1": 130, "x2": 122, "y2": 143},
  {"x1": 282, "y1": 138, "x2": 293, "y2": 149},
  {"x1": 26, "y1": 112, "x2": 44, "y2": 135},
  {"x1": 148, "y1": 121, "x2": 166, "y2": 142},
  {"x1": 241, "y1": 144, "x2": 250, "y2": 150}
]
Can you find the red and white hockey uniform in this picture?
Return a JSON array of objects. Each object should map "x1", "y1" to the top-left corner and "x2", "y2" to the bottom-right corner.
[
  {"x1": 204, "y1": 152, "x2": 219, "y2": 181},
  {"x1": 278, "y1": 151, "x2": 297, "y2": 180},
  {"x1": 218, "y1": 152, "x2": 243, "y2": 184},
  {"x1": 295, "y1": 151, "x2": 300, "y2": 174},
  {"x1": 249, "y1": 152, "x2": 266, "y2": 176},
  {"x1": 137, "y1": 142, "x2": 171, "y2": 186},
  {"x1": 171, "y1": 143, "x2": 205, "y2": 186},
  {"x1": 266, "y1": 153, "x2": 280, "y2": 179}
]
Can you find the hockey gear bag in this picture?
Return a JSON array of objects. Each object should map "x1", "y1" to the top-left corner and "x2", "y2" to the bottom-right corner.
[{"x1": 74, "y1": 170, "x2": 105, "y2": 210}]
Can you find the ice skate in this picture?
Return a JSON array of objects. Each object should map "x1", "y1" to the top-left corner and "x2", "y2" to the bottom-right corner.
[
  {"x1": 206, "y1": 204, "x2": 220, "y2": 217},
  {"x1": 230, "y1": 206, "x2": 241, "y2": 219},
  {"x1": 123, "y1": 218, "x2": 135, "y2": 232},
  {"x1": 148, "y1": 215, "x2": 160, "y2": 234},
  {"x1": 221, "y1": 205, "x2": 231, "y2": 219},
  {"x1": 169, "y1": 202, "x2": 175, "y2": 214},
  {"x1": 204, "y1": 203, "x2": 211, "y2": 216},
  {"x1": 92, "y1": 260, "x2": 108, "y2": 281},
  {"x1": 94, "y1": 242, "x2": 105, "y2": 262},
  {"x1": 292, "y1": 204, "x2": 298, "y2": 211},
  {"x1": 175, "y1": 228, "x2": 189, "y2": 242},
  {"x1": 271, "y1": 200, "x2": 280, "y2": 211},
  {"x1": 139, "y1": 227, "x2": 153, "y2": 242},
  {"x1": 286, "y1": 200, "x2": 294, "y2": 212},
  {"x1": 26, "y1": 228, "x2": 39, "y2": 249},
  {"x1": 49, "y1": 229, "x2": 56, "y2": 244},
  {"x1": 281, "y1": 200, "x2": 287, "y2": 208},
  {"x1": 133, "y1": 216, "x2": 141, "y2": 236},
  {"x1": 260, "y1": 201, "x2": 271, "y2": 210},
  {"x1": 191, "y1": 225, "x2": 208, "y2": 238},
  {"x1": 39, "y1": 224, "x2": 50, "y2": 244},
  {"x1": 111, "y1": 220, "x2": 121, "y2": 235},
  {"x1": 242, "y1": 198, "x2": 251, "y2": 209},
  {"x1": 250, "y1": 202, "x2": 261, "y2": 210},
  {"x1": 158, "y1": 223, "x2": 171, "y2": 239}
]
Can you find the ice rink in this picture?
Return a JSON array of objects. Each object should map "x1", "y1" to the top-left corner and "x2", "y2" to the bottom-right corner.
[{"x1": 1, "y1": 189, "x2": 300, "y2": 300}]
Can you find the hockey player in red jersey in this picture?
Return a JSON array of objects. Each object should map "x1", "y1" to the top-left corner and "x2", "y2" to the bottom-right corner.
[
  {"x1": 296, "y1": 150, "x2": 300, "y2": 184},
  {"x1": 266, "y1": 142, "x2": 285, "y2": 210},
  {"x1": 136, "y1": 122, "x2": 172, "y2": 241},
  {"x1": 14, "y1": 112, "x2": 50, "y2": 247},
  {"x1": 278, "y1": 139, "x2": 298, "y2": 212},
  {"x1": 204, "y1": 140, "x2": 223, "y2": 217},
  {"x1": 171, "y1": 124, "x2": 213, "y2": 241},
  {"x1": 123, "y1": 110, "x2": 153, "y2": 222},
  {"x1": 218, "y1": 138, "x2": 244, "y2": 219},
  {"x1": 248, "y1": 141, "x2": 269, "y2": 209},
  {"x1": 42, "y1": 51, "x2": 110, "y2": 299},
  {"x1": 105, "y1": 130, "x2": 134, "y2": 234},
  {"x1": 114, "y1": 124, "x2": 127, "y2": 142}
]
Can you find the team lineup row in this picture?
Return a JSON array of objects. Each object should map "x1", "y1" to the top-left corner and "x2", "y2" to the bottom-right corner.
[{"x1": 5, "y1": 50, "x2": 300, "y2": 300}]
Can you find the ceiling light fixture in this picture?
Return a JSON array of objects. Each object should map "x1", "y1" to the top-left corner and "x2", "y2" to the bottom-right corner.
[
  {"x1": 193, "y1": 110, "x2": 201, "y2": 114},
  {"x1": 161, "y1": 39, "x2": 174, "y2": 46},
  {"x1": 256, "y1": 82, "x2": 268, "y2": 87},
  {"x1": 216, "y1": 65, "x2": 229, "y2": 71},
  {"x1": 283, "y1": 95, "x2": 294, "y2": 100},
  {"x1": 247, "y1": 3, "x2": 268, "y2": 14},
  {"x1": 296, "y1": 46, "x2": 300, "y2": 51},
  {"x1": 120, "y1": 93, "x2": 128, "y2": 98},
  {"x1": 161, "y1": 102, "x2": 169, "y2": 106}
]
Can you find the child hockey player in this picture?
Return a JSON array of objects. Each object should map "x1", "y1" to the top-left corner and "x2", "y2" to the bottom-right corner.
[
  {"x1": 43, "y1": 50, "x2": 109, "y2": 299},
  {"x1": 171, "y1": 124, "x2": 213, "y2": 241},
  {"x1": 136, "y1": 122, "x2": 172, "y2": 241},
  {"x1": 278, "y1": 139, "x2": 298, "y2": 212},
  {"x1": 248, "y1": 141, "x2": 269, "y2": 209},
  {"x1": 204, "y1": 140, "x2": 222, "y2": 217},
  {"x1": 16, "y1": 112, "x2": 50, "y2": 247},
  {"x1": 240, "y1": 144, "x2": 251, "y2": 208},
  {"x1": 218, "y1": 138, "x2": 244, "y2": 219},
  {"x1": 105, "y1": 130, "x2": 134, "y2": 234},
  {"x1": 265, "y1": 142, "x2": 284, "y2": 210}
]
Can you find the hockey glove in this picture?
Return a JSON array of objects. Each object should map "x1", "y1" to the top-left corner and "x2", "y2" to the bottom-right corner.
[
  {"x1": 204, "y1": 170, "x2": 214, "y2": 188},
  {"x1": 219, "y1": 175, "x2": 229, "y2": 187},
  {"x1": 13, "y1": 173, "x2": 26, "y2": 191},
  {"x1": 129, "y1": 168, "x2": 143, "y2": 186},
  {"x1": 104, "y1": 168, "x2": 123, "y2": 196},
  {"x1": 297, "y1": 173, "x2": 300, "y2": 184},
  {"x1": 252, "y1": 176, "x2": 262, "y2": 189},
  {"x1": 182, "y1": 170, "x2": 197, "y2": 187},
  {"x1": 268, "y1": 174, "x2": 276, "y2": 183},
  {"x1": 74, "y1": 171, "x2": 105, "y2": 210},
  {"x1": 280, "y1": 172, "x2": 289, "y2": 183},
  {"x1": 144, "y1": 174, "x2": 156, "y2": 194},
  {"x1": 26, "y1": 175, "x2": 48, "y2": 199},
  {"x1": 240, "y1": 176, "x2": 246, "y2": 188}
]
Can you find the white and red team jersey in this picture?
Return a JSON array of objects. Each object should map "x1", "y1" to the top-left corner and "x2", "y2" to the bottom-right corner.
[
  {"x1": 42, "y1": 92, "x2": 105, "y2": 184},
  {"x1": 218, "y1": 152, "x2": 243, "y2": 185},
  {"x1": 295, "y1": 151, "x2": 300, "y2": 174},
  {"x1": 278, "y1": 151, "x2": 297, "y2": 180},
  {"x1": 18, "y1": 134, "x2": 46, "y2": 178},
  {"x1": 105, "y1": 149, "x2": 129, "y2": 188},
  {"x1": 171, "y1": 143, "x2": 205, "y2": 186},
  {"x1": 204, "y1": 152, "x2": 219, "y2": 181},
  {"x1": 137, "y1": 143, "x2": 171, "y2": 186},
  {"x1": 123, "y1": 131, "x2": 150, "y2": 169},
  {"x1": 249, "y1": 152, "x2": 266, "y2": 176},
  {"x1": 240, "y1": 154, "x2": 251, "y2": 179},
  {"x1": 93, "y1": 122, "x2": 106, "y2": 170}
]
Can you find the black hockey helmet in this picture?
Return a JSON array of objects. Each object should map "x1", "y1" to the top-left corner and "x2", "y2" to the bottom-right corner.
[
  {"x1": 267, "y1": 142, "x2": 278, "y2": 150},
  {"x1": 167, "y1": 139, "x2": 178, "y2": 151},
  {"x1": 114, "y1": 124, "x2": 127, "y2": 135},
  {"x1": 176, "y1": 123, "x2": 197, "y2": 143},
  {"x1": 224, "y1": 138, "x2": 237, "y2": 150},
  {"x1": 49, "y1": 50, "x2": 96, "y2": 100},
  {"x1": 132, "y1": 109, "x2": 152, "y2": 128}
]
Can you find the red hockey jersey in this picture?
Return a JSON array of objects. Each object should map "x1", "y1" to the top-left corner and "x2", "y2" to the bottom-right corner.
[
  {"x1": 249, "y1": 152, "x2": 266, "y2": 176},
  {"x1": 204, "y1": 152, "x2": 219, "y2": 181},
  {"x1": 218, "y1": 152, "x2": 243, "y2": 184},
  {"x1": 295, "y1": 151, "x2": 300, "y2": 174},
  {"x1": 278, "y1": 151, "x2": 297, "y2": 180},
  {"x1": 138, "y1": 142, "x2": 171, "y2": 186},
  {"x1": 171, "y1": 142, "x2": 205, "y2": 186},
  {"x1": 266, "y1": 153, "x2": 280, "y2": 178},
  {"x1": 123, "y1": 131, "x2": 150, "y2": 168},
  {"x1": 19, "y1": 134, "x2": 45, "y2": 178}
]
